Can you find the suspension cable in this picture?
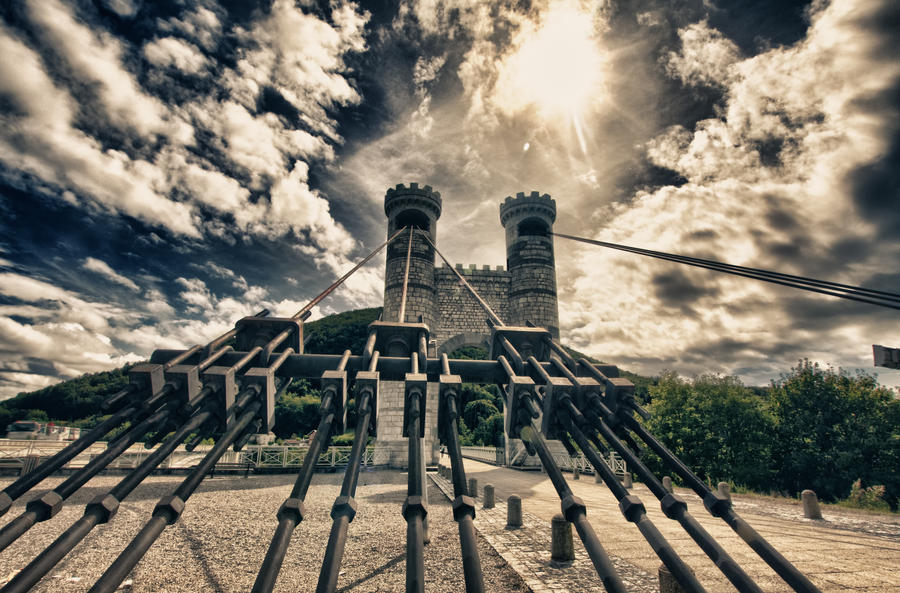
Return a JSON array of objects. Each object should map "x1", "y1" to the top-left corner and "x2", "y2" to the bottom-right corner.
[
  {"x1": 291, "y1": 226, "x2": 409, "y2": 321},
  {"x1": 398, "y1": 226, "x2": 414, "y2": 322},
  {"x1": 553, "y1": 232, "x2": 900, "y2": 311},
  {"x1": 415, "y1": 229, "x2": 505, "y2": 325}
]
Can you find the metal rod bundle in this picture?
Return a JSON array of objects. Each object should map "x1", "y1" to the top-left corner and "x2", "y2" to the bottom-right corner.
[{"x1": 552, "y1": 231, "x2": 900, "y2": 310}]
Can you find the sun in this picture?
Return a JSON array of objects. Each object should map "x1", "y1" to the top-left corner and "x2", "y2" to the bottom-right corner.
[{"x1": 495, "y1": 0, "x2": 605, "y2": 120}]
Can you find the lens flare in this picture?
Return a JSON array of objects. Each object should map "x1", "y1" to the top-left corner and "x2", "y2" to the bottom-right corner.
[{"x1": 495, "y1": 0, "x2": 604, "y2": 120}]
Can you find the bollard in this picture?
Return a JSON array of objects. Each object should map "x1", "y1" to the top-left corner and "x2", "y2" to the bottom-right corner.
[
  {"x1": 801, "y1": 489, "x2": 823, "y2": 520},
  {"x1": 483, "y1": 484, "x2": 495, "y2": 509},
  {"x1": 659, "y1": 563, "x2": 689, "y2": 593},
  {"x1": 662, "y1": 476, "x2": 673, "y2": 493},
  {"x1": 550, "y1": 514, "x2": 575, "y2": 565},
  {"x1": 573, "y1": 467, "x2": 580, "y2": 480},
  {"x1": 507, "y1": 495, "x2": 522, "y2": 529},
  {"x1": 595, "y1": 472, "x2": 603, "y2": 484},
  {"x1": 623, "y1": 472, "x2": 633, "y2": 488},
  {"x1": 468, "y1": 477, "x2": 478, "y2": 499},
  {"x1": 718, "y1": 482, "x2": 732, "y2": 503}
]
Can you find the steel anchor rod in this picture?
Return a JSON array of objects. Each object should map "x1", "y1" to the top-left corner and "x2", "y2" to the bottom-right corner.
[
  {"x1": 88, "y1": 388, "x2": 265, "y2": 593},
  {"x1": 0, "y1": 395, "x2": 215, "y2": 593},
  {"x1": 250, "y1": 351, "x2": 352, "y2": 593}
]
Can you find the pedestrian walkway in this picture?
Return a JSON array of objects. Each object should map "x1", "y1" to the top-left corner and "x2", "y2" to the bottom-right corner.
[{"x1": 431, "y1": 459, "x2": 900, "y2": 593}]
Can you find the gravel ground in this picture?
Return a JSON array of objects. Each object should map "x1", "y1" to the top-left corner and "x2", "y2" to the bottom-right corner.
[{"x1": 0, "y1": 471, "x2": 532, "y2": 593}]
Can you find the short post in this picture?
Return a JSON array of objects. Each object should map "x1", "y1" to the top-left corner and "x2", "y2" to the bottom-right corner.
[
  {"x1": 550, "y1": 514, "x2": 575, "y2": 565},
  {"x1": 659, "y1": 563, "x2": 688, "y2": 593},
  {"x1": 662, "y1": 476, "x2": 673, "y2": 493},
  {"x1": 623, "y1": 471, "x2": 633, "y2": 489},
  {"x1": 573, "y1": 467, "x2": 580, "y2": 480},
  {"x1": 801, "y1": 489, "x2": 823, "y2": 520},
  {"x1": 483, "y1": 484, "x2": 495, "y2": 509},
  {"x1": 717, "y1": 482, "x2": 731, "y2": 503},
  {"x1": 468, "y1": 477, "x2": 478, "y2": 499},
  {"x1": 506, "y1": 495, "x2": 522, "y2": 529},
  {"x1": 595, "y1": 472, "x2": 603, "y2": 484}
]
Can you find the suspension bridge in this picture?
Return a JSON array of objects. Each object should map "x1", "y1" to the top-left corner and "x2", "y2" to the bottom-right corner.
[{"x1": 0, "y1": 183, "x2": 897, "y2": 593}]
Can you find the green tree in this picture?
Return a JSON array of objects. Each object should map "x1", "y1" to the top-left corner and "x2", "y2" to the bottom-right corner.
[
  {"x1": 646, "y1": 372, "x2": 774, "y2": 489},
  {"x1": 273, "y1": 379, "x2": 322, "y2": 439},
  {"x1": 463, "y1": 399, "x2": 500, "y2": 433},
  {"x1": 303, "y1": 308, "x2": 382, "y2": 354},
  {"x1": 769, "y1": 360, "x2": 900, "y2": 505},
  {"x1": 472, "y1": 412, "x2": 505, "y2": 447}
]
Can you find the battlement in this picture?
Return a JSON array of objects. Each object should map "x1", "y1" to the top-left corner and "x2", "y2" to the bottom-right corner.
[
  {"x1": 438, "y1": 262, "x2": 506, "y2": 274},
  {"x1": 384, "y1": 182, "x2": 442, "y2": 219},
  {"x1": 500, "y1": 191, "x2": 556, "y2": 226}
]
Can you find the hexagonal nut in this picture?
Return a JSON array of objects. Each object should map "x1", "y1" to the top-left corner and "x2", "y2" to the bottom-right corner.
[
  {"x1": 0, "y1": 492, "x2": 12, "y2": 517},
  {"x1": 703, "y1": 491, "x2": 731, "y2": 517},
  {"x1": 617, "y1": 494, "x2": 645, "y2": 523},
  {"x1": 660, "y1": 493, "x2": 687, "y2": 519},
  {"x1": 402, "y1": 495, "x2": 428, "y2": 521},
  {"x1": 331, "y1": 495, "x2": 358, "y2": 522},
  {"x1": 277, "y1": 497, "x2": 305, "y2": 524},
  {"x1": 153, "y1": 495, "x2": 186, "y2": 524},
  {"x1": 560, "y1": 495, "x2": 586, "y2": 523},
  {"x1": 26, "y1": 491, "x2": 64, "y2": 520},
  {"x1": 451, "y1": 495, "x2": 476, "y2": 522},
  {"x1": 86, "y1": 494, "x2": 120, "y2": 524}
]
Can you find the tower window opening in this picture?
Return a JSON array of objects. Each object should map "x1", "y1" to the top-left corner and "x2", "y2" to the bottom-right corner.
[
  {"x1": 396, "y1": 210, "x2": 431, "y2": 231},
  {"x1": 518, "y1": 218, "x2": 549, "y2": 237}
]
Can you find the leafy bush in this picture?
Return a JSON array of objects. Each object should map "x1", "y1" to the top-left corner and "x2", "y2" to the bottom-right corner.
[{"x1": 845, "y1": 479, "x2": 891, "y2": 511}]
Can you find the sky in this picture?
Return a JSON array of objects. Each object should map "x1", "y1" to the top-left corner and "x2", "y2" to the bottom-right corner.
[{"x1": 0, "y1": 0, "x2": 898, "y2": 398}]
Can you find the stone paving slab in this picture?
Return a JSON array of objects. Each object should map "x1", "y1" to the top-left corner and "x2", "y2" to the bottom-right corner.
[
  {"x1": 429, "y1": 471, "x2": 658, "y2": 593},
  {"x1": 434, "y1": 459, "x2": 900, "y2": 593}
]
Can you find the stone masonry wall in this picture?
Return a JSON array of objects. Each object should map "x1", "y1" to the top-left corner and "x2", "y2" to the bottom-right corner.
[
  {"x1": 433, "y1": 264, "x2": 510, "y2": 349},
  {"x1": 374, "y1": 380, "x2": 441, "y2": 467}
]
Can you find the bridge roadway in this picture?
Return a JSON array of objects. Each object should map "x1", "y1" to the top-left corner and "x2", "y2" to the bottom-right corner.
[{"x1": 445, "y1": 458, "x2": 900, "y2": 593}]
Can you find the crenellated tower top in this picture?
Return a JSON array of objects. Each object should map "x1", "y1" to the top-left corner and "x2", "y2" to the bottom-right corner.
[
  {"x1": 384, "y1": 182, "x2": 442, "y2": 222},
  {"x1": 499, "y1": 191, "x2": 556, "y2": 228}
]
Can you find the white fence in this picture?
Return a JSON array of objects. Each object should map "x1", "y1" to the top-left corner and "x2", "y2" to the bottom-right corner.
[
  {"x1": 459, "y1": 446, "x2": 505, "y2": 465},
  {"x1": 0, "y1": 439, "x2": 379, "y2": 473}
]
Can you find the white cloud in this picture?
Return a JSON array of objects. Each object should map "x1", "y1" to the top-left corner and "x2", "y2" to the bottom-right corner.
[
  {"x1": 157, "y1": 6, "x2": 223, "y2": 51},
  {"x1": 665, "y1": 21, "x2": 740, "y2": 88},
  {"x1": 0, "y1": 0, "x2": 369, "y2": 265},
  {"x1": 563, "y1": 0, "x2": 900, "y2": 385},
  {"x1": 143, "y1": 37, "x2": 208, "y2": 74},
  {"x1": 25, "y1": 0, "x2": 187, "y2": 140},
  {"x1": 83, "y1": 257, "x2": 140, "y2": 292},
  {"x1": 101, "y1": 0, "x2": 139, "y2": 19}
]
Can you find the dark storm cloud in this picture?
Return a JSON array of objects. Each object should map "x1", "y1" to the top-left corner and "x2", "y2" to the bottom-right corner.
[
  {"x1": 651, "y1": 268, "x2": 720, "y2": 313},
  {"x1": 849, "y1": 129, "x2": 900, "y2": 235}
]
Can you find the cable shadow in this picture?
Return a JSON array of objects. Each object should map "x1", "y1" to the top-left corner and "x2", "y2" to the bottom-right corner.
[{"x1": 334, "y1": 552, "x2": 404, "y2": 593}]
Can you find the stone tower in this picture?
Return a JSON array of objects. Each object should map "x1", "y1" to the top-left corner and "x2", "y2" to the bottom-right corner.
[
  {"x1": 499, "y1": 191, "x2": 560, "y2": 338},
  {"x1": 382, "y1": 183, "x2": 442, "y2": 330}
]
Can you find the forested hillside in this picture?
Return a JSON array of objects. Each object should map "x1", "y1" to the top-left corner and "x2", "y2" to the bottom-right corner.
[{"x1": 0, "y1": 307, "x2": 383, "y2": 432}]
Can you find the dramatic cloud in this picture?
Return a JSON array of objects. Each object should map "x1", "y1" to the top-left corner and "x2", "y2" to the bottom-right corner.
[{"x1": 1, "y1": 0, "x2": 898, "y2": 396}]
